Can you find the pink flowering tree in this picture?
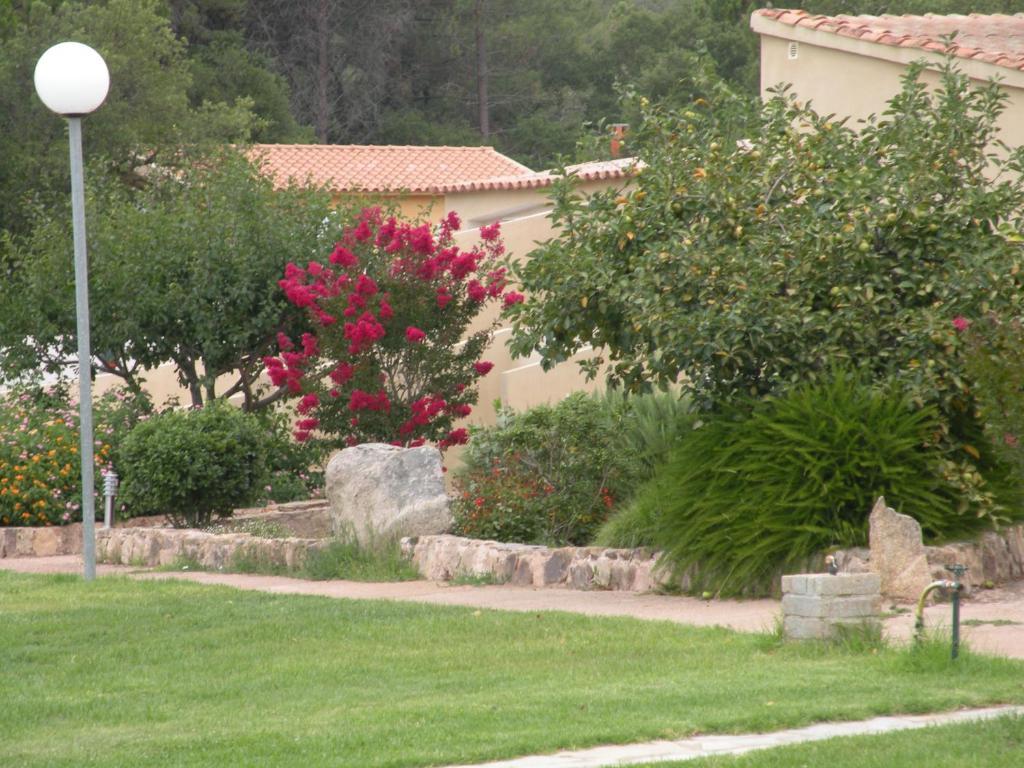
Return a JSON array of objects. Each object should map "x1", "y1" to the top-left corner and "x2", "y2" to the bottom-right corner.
[{"x1": 265, "y1": 208, "x2": 521, "y2": 450}]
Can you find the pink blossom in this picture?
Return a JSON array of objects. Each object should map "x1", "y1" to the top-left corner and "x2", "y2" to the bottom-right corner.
[
  {"x1": 329, "y1": 245, "x2": 358, "y2": 268},
  {"x1": 405, "y1": 326, "x2": 426, "y2": 343},
  {"x1": 502, "y1": 291, "x2": 525, "y2": 307},
  {"x1": 276, "y1": 332, "x2": 294, "y2": 351},
  {"x1": 297, "y1": 393, "x2": 320, "y2": 415},
  {"x1": 952, "y1": 316, "x2": 971, "y2": 332},
  {"x1": 473, "y1": 361, "x2": 494, "y2": 376}
]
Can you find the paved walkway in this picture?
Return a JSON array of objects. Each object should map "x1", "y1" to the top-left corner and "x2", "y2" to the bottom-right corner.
[
  {"x1": 437, "y1": 706, "x2": 1024, "y2": 768},
  {"x1": 5, "y1": 554, "x2": 1024, "y2": 657}
]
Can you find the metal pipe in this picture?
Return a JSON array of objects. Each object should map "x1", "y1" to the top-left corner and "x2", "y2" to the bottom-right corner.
[
  {"x1": 914, "y1": 580, "x2": 953, "y2": 642},
  {"x1": 102, "y1": 470, "x2": 118, "y2": 529},
  {"x1": 914, "y1": 564, "x2": 967, "y2": 659},
  {"x1": 68, "y1": 116, "x2": 96, "y2": 581}
]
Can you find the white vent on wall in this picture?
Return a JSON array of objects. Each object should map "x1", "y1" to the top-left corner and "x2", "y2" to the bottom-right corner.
[{"x1": 788, "y1": 42, "x2": 799, "y2": 60}]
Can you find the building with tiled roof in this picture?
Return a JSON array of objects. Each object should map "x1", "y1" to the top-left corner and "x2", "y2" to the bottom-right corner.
[
  {"x1": 441, "y1": 157, "x2": 638, "y2": 228},
  {"x1": 751, "y1": 10, "x2": 1024, "y2": 147},
  {"x1": 249, "y1": 144, "x2": 535, "y2": 221}
]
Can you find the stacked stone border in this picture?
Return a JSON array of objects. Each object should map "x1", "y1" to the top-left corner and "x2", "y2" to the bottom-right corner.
[
  {"x1": 3, "y1": 512, "x2": 1024, "y2": 596},
  {"x1": 401, "y1": 534, "x2": 672, "y2": 591},
  {"x1": 781, "y1": 573, "x2": 881, "y2": 640},
  {"x1": 834, "y1": 524, "x2": 1024, "y2": 592}
]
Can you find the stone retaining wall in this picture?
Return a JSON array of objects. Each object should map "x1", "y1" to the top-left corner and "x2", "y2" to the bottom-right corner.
[
  {"x1": 0, "y1": 524, "x2": 85, "y2": 558},
  {"x1": 400, "y1": 534, "x2": 674, "y2": 591},
  {"x1": 95, "y1": 527, "x2": 325, "y2": 571},
  {"x1": 834, "y1": 524, "x2": 1024, "y2": 591}
]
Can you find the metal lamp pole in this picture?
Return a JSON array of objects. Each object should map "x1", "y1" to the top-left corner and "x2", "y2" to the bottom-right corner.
[
  {"x1": 34, "y1": 42, "x2": 110, "y2": 582},
  {"x1": 68, "y1": 116, "x2": 97, "y2": 580}
]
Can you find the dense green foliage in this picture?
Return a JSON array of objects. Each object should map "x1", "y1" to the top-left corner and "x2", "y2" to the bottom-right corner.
[
  {"x1": 619, "y1": 373, "x2": 999, "y2": 596},
  {"x1": 3, "y1": 570, "x2": 1023, "y2": 767},
  {"x1": 118, "y1": 401, "x2": 269, "y2": 527},
  {"x1": 510, "y1": 62, "x2": 1024, "y2": 520},
  {"x1": 451, "y1": 391, "x2": 690, "y2": 545},
  {"x1": 0, "y1": 0, "x2": 258, "y2": 239},
  {"x1": 2, "y1": 150, "x2": 339, "y2": 406},
  {"x1": 961, "y1": 316, "x2": 1024, "y2": 489}
]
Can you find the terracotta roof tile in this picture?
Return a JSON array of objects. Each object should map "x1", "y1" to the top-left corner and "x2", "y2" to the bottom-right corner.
[
  {"x1": 250, "y1": 144, "x2": 534, "y2": 193},
  {"x1": 754, "y1": 9, "x2": 1024, "y2": 71},
  {"x1": 433, "y1": 157, "x2": 642, "y2": 194}
]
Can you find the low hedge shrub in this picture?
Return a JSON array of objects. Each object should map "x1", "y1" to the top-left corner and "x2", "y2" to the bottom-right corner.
[
  {"x1": 118, "y1": 402, "x2": 269, "y2": 528},
  {"x1": 451, "y1": 391, "x2": 692, "y2": 546}
]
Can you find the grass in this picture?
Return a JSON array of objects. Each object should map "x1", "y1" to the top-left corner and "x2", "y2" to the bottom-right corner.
[
  {"x1": 299, "y1": 535, "x2": 420, "y2": 581},
  {"x1": 203, "y1": 519, "x2": 292, "y2": 538},
  {"x1": 147, "y1": 534, "x2": 421, "y2": 582},
  {"x1": 447, "y1": 571, "x2": 506, "y2": 586},
  {"x1": 2, "y1": 572, "x2": 1024, "y2": 767},
  {"x1": 630, "y1": 716, "x2": 1024, "y2": 767}
]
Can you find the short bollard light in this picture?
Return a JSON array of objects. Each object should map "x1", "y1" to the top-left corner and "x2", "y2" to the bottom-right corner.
[
  {"x1": 914, "y1": 563, "x2": 967, "y2": 660},
  {"x1": 103, "y1": 470, "x2": 119, "y2": 529}
]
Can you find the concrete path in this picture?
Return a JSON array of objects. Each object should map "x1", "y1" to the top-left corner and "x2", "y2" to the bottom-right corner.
[
  {"x1": 4, "y1": 555, "x2": 1024, "y2": 658},
  {"x1": 436, "y1": 706, "x2": 1024, "y2": 768}
]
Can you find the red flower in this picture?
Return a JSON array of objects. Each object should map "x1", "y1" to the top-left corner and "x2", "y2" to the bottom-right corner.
[
  {"x1": 502, "y1": 291, "x2": 525, "y2": 307},
  {"x1": 276, "y1": 332, "x2": 295, "y2": 352},
  {"x1": 952, "y1": 315, "x2": 971, "y2": 332},
  {"x1": 297, "y1": 393, "x2": 320, "y2": 415},
  {"x1": 330, "y1": 362, "x2": 355, "y2": 385},
  {"x1": 473, "y1": 361, "x2": 494, "y2": 376},
  {"x1": 329, "y1": 245, "x2": 358, "y2": 268},
  {"x1": 301, "y1": 333, "x2": 319, "y2": 358},
  {"x1": 405, "y1": 326, "x2": 426, "y2": 343},
  {"x1": 479, "y1": 222, "x2": 501, "y2": 241},
  {"x1": 356, "y1": 274, "x2": 379, "y2": 296},
  {"x1": 466, "y1": 280, "x2": 486, "y2": 302}
]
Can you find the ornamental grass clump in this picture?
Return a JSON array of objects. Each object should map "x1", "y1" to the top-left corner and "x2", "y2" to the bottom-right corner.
[{"x1": 635, "y1": 372, "x2": 985, "y2": 597}]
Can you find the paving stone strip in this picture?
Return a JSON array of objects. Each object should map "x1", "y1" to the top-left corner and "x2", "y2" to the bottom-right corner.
[{"x1": 437, "y1": 705, "x2": 1024, "y2": 768}]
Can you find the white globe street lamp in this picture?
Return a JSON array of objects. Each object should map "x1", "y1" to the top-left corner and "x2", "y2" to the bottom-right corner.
[{"x1": 34, "y1": 42, "x2": 110, "y2": 582}]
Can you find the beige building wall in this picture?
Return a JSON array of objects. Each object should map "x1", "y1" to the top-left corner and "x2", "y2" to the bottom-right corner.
[{"x1": 757, "y1": 26, "x2": 1024, "y2": 149}]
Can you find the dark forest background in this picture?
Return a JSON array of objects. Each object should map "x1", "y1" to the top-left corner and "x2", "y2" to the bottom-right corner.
[{"x1": 4, "y1": 0, "x2": 1024, "y2": 239}]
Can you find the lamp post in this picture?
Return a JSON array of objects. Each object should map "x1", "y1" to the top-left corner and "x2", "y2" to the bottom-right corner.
[{"x1": 34, "y1": 42, "x2": 110, "y2": 581}]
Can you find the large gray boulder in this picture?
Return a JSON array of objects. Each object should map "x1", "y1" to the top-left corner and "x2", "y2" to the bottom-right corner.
[
  {"x1": 868, "y1": 496, "x2": 932, "y2": 602},
  {"x1": 325, "y1": 443, "x2": 451, "y2": 545}
]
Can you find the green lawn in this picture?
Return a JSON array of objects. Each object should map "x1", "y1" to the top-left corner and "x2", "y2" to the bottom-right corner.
[
  {"x1": 2, "y1": 571, "x2": 1023, "y2": 767},
  {"x1": 635, "y1": 715, "x2": 1024, "y2": 767}
]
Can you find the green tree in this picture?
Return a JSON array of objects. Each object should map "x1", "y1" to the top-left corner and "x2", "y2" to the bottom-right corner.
[
  {"x1": 0, "y1": 0, "x2": 256, "y2": 239},
  {"x1": 0, "y1": 150, "x2": 339, "y2": 409},
  {"x1": 508, "y1": 62, "x2": 1024, "y2": 464}
]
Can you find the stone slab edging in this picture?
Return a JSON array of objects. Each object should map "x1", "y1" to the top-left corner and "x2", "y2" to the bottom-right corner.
[
  {"x1": 437, "y1": 705, "x2": 1024, "y2": 768},
  {"x1": 0, "y1": 500, "x2": 329, "y2": 561},
  {"x1": 835, "y1": 523, "x2": 1024, "y2": 591},
  {"x1": 400, "y1": 534, "x2": 672, "y2": 591},
  {"x1": 93, "y1": 527, "x2": 325, "y2": 571}
]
